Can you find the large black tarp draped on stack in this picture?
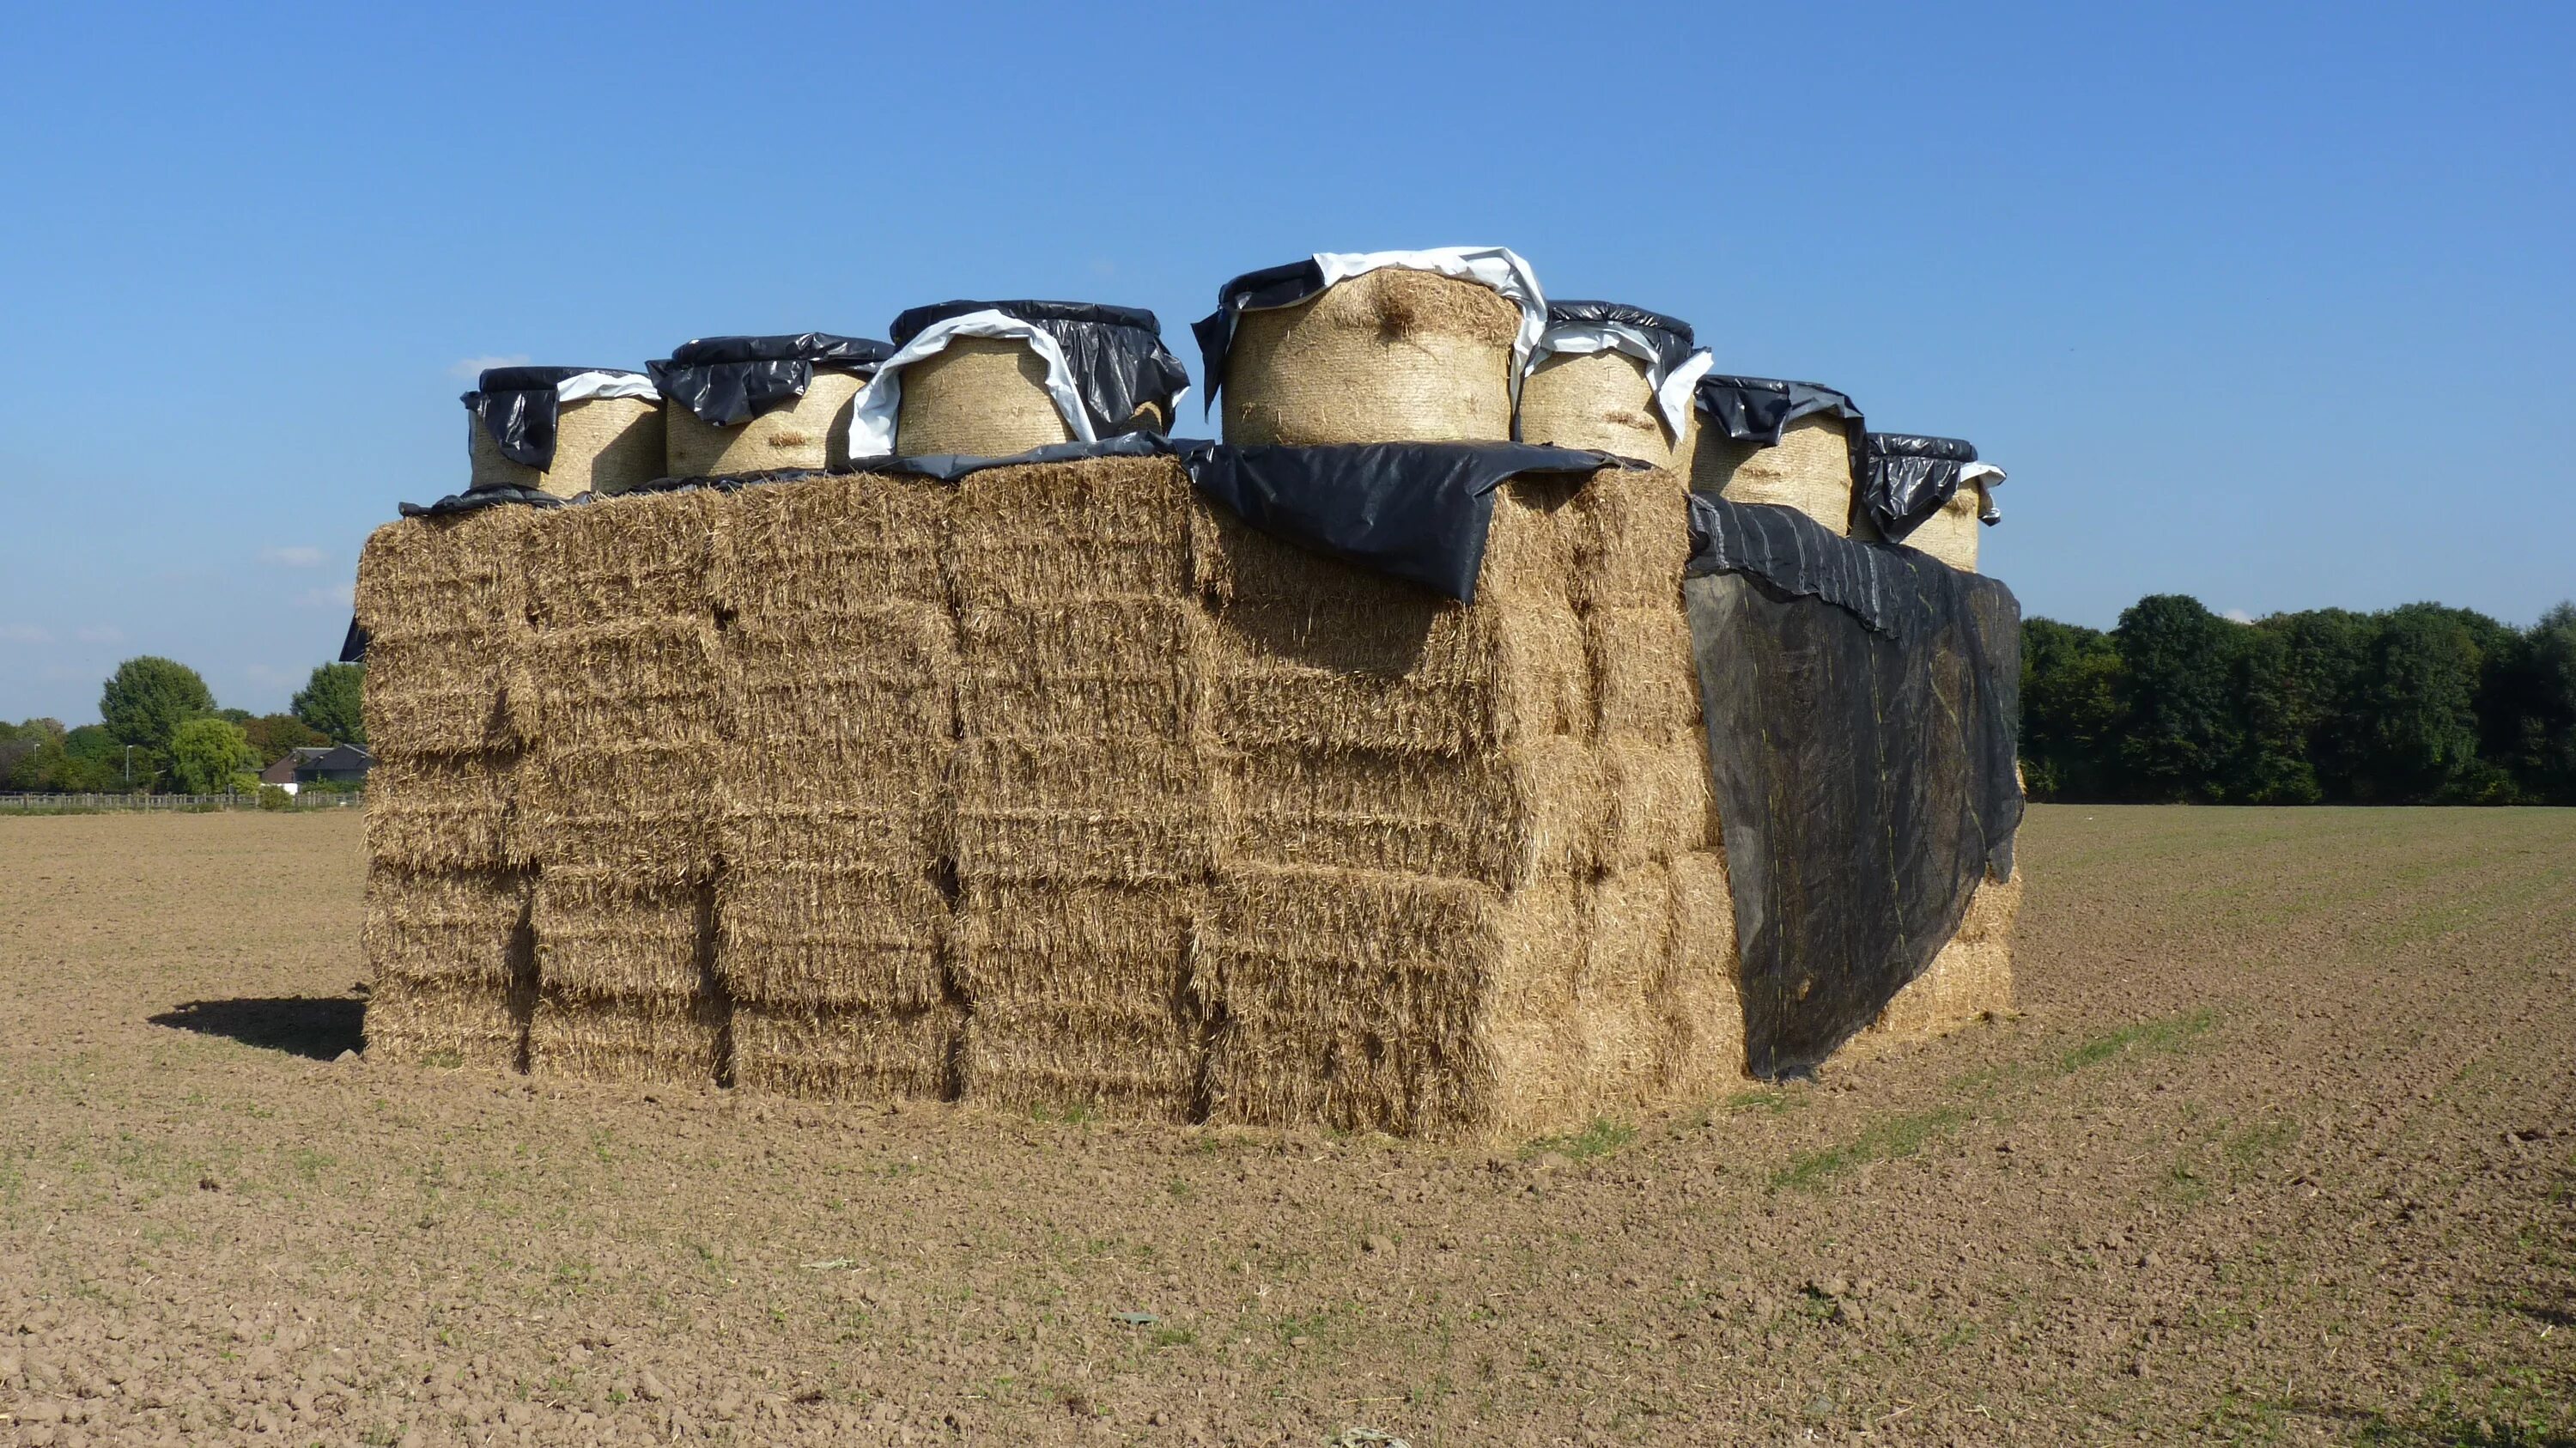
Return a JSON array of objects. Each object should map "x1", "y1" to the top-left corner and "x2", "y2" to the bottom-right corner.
[
  {"x1": 1683, "y1": 496, "x2": 2023, "y2": 1080},
  {"x1": 888, "y1": 301, "x2": 1190, "y2": 437}
]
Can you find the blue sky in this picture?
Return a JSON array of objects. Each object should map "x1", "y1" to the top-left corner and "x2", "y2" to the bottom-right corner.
[{"x1": 3, "y1": 1, "x2": 2569, "y2": 724}]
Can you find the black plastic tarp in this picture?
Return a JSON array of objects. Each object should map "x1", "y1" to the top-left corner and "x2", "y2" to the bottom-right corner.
[
  {"x1": 461, "y1": 366, "x2": 646, "y2": 472},
  {"x1": 1682, "y1": 496, "x2": 2023, "y2": 1080},
  {"x1": 1189, "y1": 259, "x2": 1331, "y2": 417},
  {"x1": 1181, "y1": 441, "x2": 1630, "y2": 602},
  {"x1": 1542, "y1": 301, "x2": 1695, "y2": 376},
  {"x1": 647, "y1": 333, "x2": 891, "y2": 427},
  {"x1": 339, "y1": 618, "x2": 368, "y2": 664},
  {"x1": 1860, "y1": 432, "x2": 1982, "y2": 543},
  {"x1": 889, "y1": 300, "x2": 1189, "y2": 437},
  {"x1": 397, "y1": 484, "x2": 567, "y2": 519}
]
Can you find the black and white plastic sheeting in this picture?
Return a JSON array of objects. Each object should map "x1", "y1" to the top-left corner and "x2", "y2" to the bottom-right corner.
[
  {"x1": 848, "y1": 301, "x2": 1190, "y2": 460},
  {"x1": 461, "y1": 367, "x2": 659, "y2": 472},
  {"x1": 647, "y1": 334, "x2": 893, "y2": 428},
  {"x1": 1191, "y1": 246, "x2": 1551, "y2": 417},
  {"x1": 1859, "y1": 433, "x2": 2006, "y2": 543},
  {"x1": 1528, "y1": 301, "x2": 1714, "y2": 440},
  {"x1": 1692, "y1": 374, "x2": 1867, "y2": 448}
]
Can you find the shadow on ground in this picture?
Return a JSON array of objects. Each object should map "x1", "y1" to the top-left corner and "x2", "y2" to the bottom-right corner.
[{"x1": 150, "y1": 996, "x2": 366, "y2": 1060}]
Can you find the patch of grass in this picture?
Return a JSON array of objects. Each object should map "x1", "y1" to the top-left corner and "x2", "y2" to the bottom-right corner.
[
  {"x1": 2225, "y1": 1119, "x2": 2301, "y2": 1166},
  {"x1": 1724, "y1": 1089, "x2": 1806, "y2": 1116},
  {"x1": 2059, "y1": 1008, "x2": 2217, "y2": 1074},
  {"x1": 1149, "y1": 1324, "x2": 1196, "y2": 1348},
  {"x1": 1522, "y1": 1117, "x2": 1638, "y2": 1162},
  {"x1": 1029, "y1": 1102, "x2": 1097, "y2": 1126},
  {"x1": 1772, "y1": 1105, "x2": 1971, "y2": 1191}
]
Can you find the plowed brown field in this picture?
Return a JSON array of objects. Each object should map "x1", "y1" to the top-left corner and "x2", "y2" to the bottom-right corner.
[{"x1": 2, "y1": 807, "x2": 2571, "y2": 1445}]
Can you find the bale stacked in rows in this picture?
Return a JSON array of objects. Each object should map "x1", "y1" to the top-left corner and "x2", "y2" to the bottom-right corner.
[
  {"x1": 1862, "y1": 872, "x2": 2022, "y2": 1046},
  {"x1": 354, "y1": 505, "x2": 538, "y2": 1068},
  {"x1": 949, "y1": 456, "x2": 1212, "y2": 1120},
  {"x1": 711, "y1": 472, "x2": 962, "y2": 1101},
  {"x1": 513, "y1": 490, "x2": 727, "y2": 1086}
]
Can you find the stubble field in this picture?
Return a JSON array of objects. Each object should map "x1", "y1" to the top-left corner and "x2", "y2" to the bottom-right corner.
[{"x1": 0, "y1": 806, "x2": 2570, "y2": 1445}]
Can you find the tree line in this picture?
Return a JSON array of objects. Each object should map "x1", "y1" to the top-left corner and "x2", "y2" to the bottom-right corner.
[
  {"x1": 2022, "y1": 596, "x2": 2576, "y2": 805},
  {"x1": 2, "y1": 658, "x2": 365, "y2": 795}
]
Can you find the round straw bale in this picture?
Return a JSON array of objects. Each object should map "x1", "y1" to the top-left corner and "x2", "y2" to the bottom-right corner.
[
  {"x1": 1518, "y1": 350, "x2": 1693, "y2": 471},
  {"x1": 1224, "y1": 269, "x2": 1519, "y2": 446},
  {"x1": 1902, "y1": 483, "x2": 1990, "y2": 572},
  {"x1": 665, "y1": 370, "x2": 866, "y2": 477},
  {"x1": 1687, "y1": 414, "x2": 1856, "y2": 535},
  {"x1": 892, "y1": 338, "x2": 1077, "y2": 458},
  {"x1": 468, "y1": 397, "x2": 666, "y2": 499}
]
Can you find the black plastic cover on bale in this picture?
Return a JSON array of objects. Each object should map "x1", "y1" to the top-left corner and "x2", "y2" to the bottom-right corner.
[
  {"x1": 888, "y1": 301, "x2": 1190, "y2": 438},
  {"x1": 1682, "y1": 496, "x2": 2024, "y2": 1080},
  {"x1": 462, "y1": 366, "x2": 651, "y2": 472},
  {"x1": 1860, "y1": 432, "x2": 1983, "y2": 543},
  {"x1": 1541, "y1": 300, "x2": 1697, "y2": 375},
  {"x1": 647, "y1": 333, "x2": 893, "y2": 426},
  {"x1": 1694, "y1": 374, "x2": 1869, "y2": 483}
]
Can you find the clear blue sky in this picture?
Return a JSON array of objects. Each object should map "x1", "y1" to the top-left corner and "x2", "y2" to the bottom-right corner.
[{"x1": 3, "y1": 1, "x2": 2569, "y2": 724}]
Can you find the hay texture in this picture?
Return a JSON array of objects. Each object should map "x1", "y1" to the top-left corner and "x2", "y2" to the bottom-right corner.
[
  {"x1": 957, "y1": 598, "x2": 1206, "y2": 739},
  {"x1": 365, "y1": 750, "x2": 517, "y2": 874},
  {"x1": 362, "y1": 866, "x2": 532, "y2": 993},
  {"x1": 515, "y1": 740, "x2": 714, "y2": 884},
  {"x1": 1519, "y1": 350, "x2": 1692, "y2": 471},
  {"x1": 363, "y1": 975, "x2": 530, "y2": 1074},
  {"x1": 956, "y1": 882, "x2": 1204, "y2": 1121},
  {"x1": 951, "y1": 738, "x2": 1216, "y2": 885},
  {"x1": 1689, "y1": 416, "x2": 1858, "y2": 536},
  {"x1": 1570, "y1": 465, "x2": 1692, "y2": 611},
  {"x1": 714, "y1": 865, "x2": 945, "y2": 1012},
  {"x1": 664, "y1": 370, "x2": 866, "y2": 477},
  {"x1": 521, "y1": 488, "x2": 720, "y2": 627},
  {"x1": 1904, "y1": 484, "x2": 1990, "y2": 573},
  {"x1": 713, "y1": 473, "x2": 949, "y2": 617},
  {"x1": 1865, "y1": 872, "x2": 2021, "y2": 1046},
  {"x1": 354, "y1": 509, "x2": 532, "y2": 760},
  {"x1": 732, "y1": 1002, "x2": 957, "y2": 1102},
  {"x1": 1224, "y1": 736, "x2": 1597, "y2": 888},
  {"x1": 949, "y1": 454, "x2": 1195, "y2": 607},
  {"x1": 526, "y1": 989, "x2": 726, "y2": 1088},
  {"x1": 893, "y1": 338, "x2": 1078, "y2": 458},
  {"x1": 467, "y1": 397, "x2": 666, "y2": 499},
  {"x1": 1224, "y1": 269, "x2": 1520, "y2": 446}
]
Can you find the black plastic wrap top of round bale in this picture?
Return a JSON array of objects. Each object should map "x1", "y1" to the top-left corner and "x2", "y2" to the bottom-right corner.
[
  {"x1": 1542, "y1": 301, "x2": 1697, "y2": 378},
  {"x1": 886, "y1": 300, "x2": 1190, "y2": 435},
  {"x1": 462, "y1": 366, "x2": 653, "y2": 470},
  {"x1": 647, "y1": 333, "x2": 894, "y2": 426},
  {"x1": 1862, "y1": 432, "x2": 1985, "y2": 543},
  {"x1": 1867, "y1": 433, "x2": 1979, "y2": 464},
  {"x1": 1693, "y1": 374, "x2": 1864, "y2": 447}
]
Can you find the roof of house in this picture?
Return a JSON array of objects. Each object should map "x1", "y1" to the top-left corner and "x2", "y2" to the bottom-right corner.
[{"x1": 256, "y1": 745, "x2": 372, "y2": 784}]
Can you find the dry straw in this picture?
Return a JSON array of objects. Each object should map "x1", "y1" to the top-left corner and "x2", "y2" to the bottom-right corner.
[
  {"x1": 1224, "y1": 269, "x2": 1521, "y2": 446},
  {"x1": 713, "y1": 865, "x2": 945, "y2": 1011},
  {"x1": 360, "y1": 630, "x2": 520, "y2": 758},
  {"x1": 1598, "y1": 733, "x2": 1716, "y2": 872},
  {"x1": 467, "y1": 397, "x2": 667, "y2": 499},
  {"x1": 515, "y1": 740, "x2": 714, "y2": 884},
  {"x1": 1867, "y1": 872, "x2": 2021, "y2": 1045},
  {"x1": 1903, "y1": 484, "x2": 1990, "y2": 573},
  {"x1": 731, "y1": 1001, "x2": 957, "y2": 1102},
  {"x1": 526, "y1": 989, "x2": 726, "y2": 1088},
  {"x1": 364, "y1": 975, "x2": 531, "y2": 1074},
  {"x1": 521, "y1": 488, "x2": 720, "y2": 627},
  {"x1": 1518, "y1": 350, "x2": 1693, "y2": 472},
  {"x1": 515, "y1": 618, "x2": 723, "y2": 751},
  {"x1": 948, "y1": 454, "x2": 1195, "y2": 606},
  {"x1": 722, "y1": 605, "x2": 958, "y2": 744},
  {"x1": 1224, "y1": 734, "x2": 1600, "y2": 888},
  {"x1": 1569, "y1": 465, "x2": 1692, "y2": 611},
  {"x1": 361, "y1": 865, "x2": 532, "y2": 991},
  {"x1": 354, "y1": 507, "x2": 533, "y2": 640},
  {"x1": 531, "y1": 869, "x2": 709, "y2": 1001},
  {"x1": 954, "y1": 881, "x2": 1204, "y2": 1122},
  {"x1": 1575, "y1": 861, "x2": 1676, "y2": 1110},
  {"x1": 1190, "y1": 471, "x2": 1579, "y2": 611},
  {"x1": 665, "y1": 371, "x2": 867, "y2": 477},
  {"x1": 1662, "y1": 849, "x2": 1745, "y2": 1093},
  {"x1": 1690, "y1": 416, "x2": 1858, "y2": 535},
  {"x1": 1209, "y1": 596, "x2": 1591, "y2": 756},
  {"x1": 365, "y1": 750, "x2": 517, "y2": 874},
  {"x1": 713, "y1": 472, "x2": 950, "y2": 617},
  {"x1": 892, "y1": 338, "x2": 1078, "y2": 458},
  {"x1": 951, "y1": 738, "x2": 1217, "y2": 885},
  {"x1": 715, "y1": 738, "x2": 951, "y2": 874},
  {"x1": 1587, "y1": 605, "x2": 1701, "y2": 737},
  {"x1": 957, "y1": 597, "x2": 1207, "y2": 739}
]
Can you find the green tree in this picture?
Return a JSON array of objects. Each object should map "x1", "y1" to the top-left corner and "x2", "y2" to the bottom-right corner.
[
  {"x1": 167, "y1": 716, "x2": 258, "y2": 795},
  {"x1": 2019, "y1": 619, "x2": 2124, "y2": 800},
  {"x1": 243, "y1": 712, "x2": 329, "y2": 764},
  {"x1": 292, "y1": 662, "x2": 367, "y2": 746},
  {"x1": 2111, "y1": 594, "x2": 2244, "y2": 802},
  {"x1": 0, "y1": 719, "x2": 66, "y2": 786},
  {"x1": 2225, "y1": 626, "x2": 2324, "y2": 804},
  {"x1": 2348, "y1": 605, "x2": 2489, "y2": 802},
  {"x1": 2526, "y1": 602, "x2": 2576, "y2": 802},
  {"x1": 100, "y1": 656, "x2": 216, "y2": 756}
]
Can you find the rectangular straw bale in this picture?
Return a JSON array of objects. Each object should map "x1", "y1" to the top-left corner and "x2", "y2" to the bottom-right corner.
[
  {"x1": 365, "y1": 749, "x2": 516, "y2": 873},
  {"x1": 714, "y1": 865, "x2": 945, "y2": 1011},
  {"x1": 364, "y1": 975, "x2": 529, "y2": 1074},
  {"x1": 1224, "y1": 734, "x2": 1599, "y2": 886},
  {"x1": 1571, "y1": 466, "x2": 1692, "y2": 611},
  {"x1": 732, "y1": 1001, "x2": 957, "y2": 1102},
  {"x1": 957, "y1": 597, "x2": 1207, "y2": 739},
  {"x1": 360, "y1": 628, "x2": 519, "y2": 757},
  {"x1": 532, "y1": 870, "x2": 709, "y2": 1001},
  {"x1": 1663, "y1": 848, "x2": 1746, "y2": 1092},
  {"x1": 361, "y1": 865, "x2": 532, "y2": 990},
  {"x1": 951, "y1": 738, "x2": 1216, "y2": 885},
  {"x1": 712, "y1": 472, "x2": 950, "y2": 616},
  {"x1": 1588, "y1": 604, "x2": 1702, "y2": 736},
  {"x1": 515, "y1": 741, "x2": 712, "y2": 883},
  {"x1": 948, "y1": 454, "x2": 1194, "y2": 607},
  {"x1": 1599, "y1": 732, "x2": 1717, "y2": 870},
  {"x1": 1869, "y1": 872, "x2": 2020, "y2": 1045},
  {"x1": 521, "y1": 487, "x2": 721, "y2": 626},
  {"x1": 955, "y1": 880, "x2": 1203, "y2": 1120},
  {"x1": 515, "y1": 617, "x2": 722, "y2": 750},
  {"x1": 722, "y1": 605, "x2": 957, "y2": 744},
  {"x1": 1210, "y1": 596, "x2": 1591, "y2": 755},
  {"x1": 1188, "y1": 473, "x2": 1580, "y2": 609},
  {"x1": 354, "y1": 507, "x2": 533, "y2": 640},
  {"x1": 526, "y1": 989, "x2": 725, "y2": 1088},
  {"x1": 1577, "y1": 862, "x2": 1677, "y2": 1109},
  {"x1": 1203, "y1": 866, "x2": 1583, "y2": 1141},
  {"x1": 715, "y1": 737, "x2": 950, "y2": 873}
]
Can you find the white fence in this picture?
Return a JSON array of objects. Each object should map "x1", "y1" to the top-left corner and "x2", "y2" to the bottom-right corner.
[{"x1": 0, "y1": 792, "x2": 365, "y2": 813}]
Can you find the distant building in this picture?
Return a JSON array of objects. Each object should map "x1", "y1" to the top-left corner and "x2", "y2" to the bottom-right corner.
[{"x1": 257, "y1": 745, "x2": 374, "y2": 795}]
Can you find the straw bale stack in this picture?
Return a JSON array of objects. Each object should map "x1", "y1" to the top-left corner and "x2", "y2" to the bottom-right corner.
[
  {"x1": 665, "y1": 370, "x2": 867, "y2": 478},
  {"x1": 1864, "y1": 872, "x2": 2021, "y2": 1047},
  {"x1": 893, "y1": 338, "x2": 1078, "y2": 459},
  {"x1": 713, "y1": 473, "x2": 949, "y2": 616},
  {"x1": 713, "y1": 859, "x2": 957, "y2": 1100},
  {"x1": 1662, "y1": 850, "x2": 1745, "y2": 1098},
  {"x1": 732, "y1": 1003, "x2": 957, "y2": 1101},
  {"x1": 1519, "y1": 350, "x2": 1692, "y2": 472},
  {"x1": 468, "y1": 397, "x2": 665, "y2": 499},
  {"x1": 957, "y1": 882, "x2": 1204, "y2": 1122},
  {"x1": 1904, "y1": 484, "x2": 1991, "y2": 573},
  {"x1": 361, "y1": 867, "x2": 534, "y2": 1071},
  {"x1": 948, "y1": 455, "x2": 1196, "y2": 607},
  {"x1": 520, "y1": 489, "x2": 721, "y2": 628},
  {"x1": 1224, "y1": 735, "x2": 1598, "y2": 888},
  {"x1": 1570, "y1": 465, "x2": 1693, "y2": 611},
  {"x1": 365, "y1": 750, "x2": 517, "y2": 874},
  {"x1": 364, "y1": 976, "x2": 532, "y2": 1073},
  {"x1": 1691, "y1": 417, "x2": 1861, "y2": 535},
  {"x1": 1224, "y1": 269, "x2": 1522, "y2": 446},
  {"x1": 527, "y1": 990, "x2": 726, "y2": 1088}
]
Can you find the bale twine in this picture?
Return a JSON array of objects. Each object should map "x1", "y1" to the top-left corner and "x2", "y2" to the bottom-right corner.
[
  {"x1": 1224, "y1": 268, "x2": 1520, "y2": 445},
  {"x1": 467, "y1": 397, "x2": 665, "y2": 499},
  {"x1": 892, "y1": 338, "x2": 1076, "y2": 458},
  {"x1": 1689, "y1": 414, "x2": 1858, "y2": 535},
  {"x1": 665, "y1": 369, "x2": 866, "y2": 477},
  {"x1": 1519, "y1": 350, "x2": 1694, "y2": 471},
  {"x1": 1905, "y1": 482, "x2": 1991, "y2": 572}
]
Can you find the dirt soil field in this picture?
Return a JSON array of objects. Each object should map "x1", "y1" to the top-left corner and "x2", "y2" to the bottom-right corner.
[{"x1": 1, "y1": 807, "x2": 2571, "y2": 1446}]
